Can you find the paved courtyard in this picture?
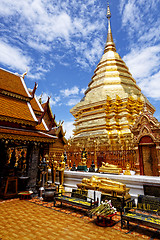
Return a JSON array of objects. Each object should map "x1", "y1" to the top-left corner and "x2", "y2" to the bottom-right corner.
[{"x1": 0, "y1": 199, "x2": 159, "y2": 240}]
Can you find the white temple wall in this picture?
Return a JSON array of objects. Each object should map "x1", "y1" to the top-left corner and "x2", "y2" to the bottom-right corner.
[{"x1": 56, "y1": 171, "x2": 160, "y2": 201}]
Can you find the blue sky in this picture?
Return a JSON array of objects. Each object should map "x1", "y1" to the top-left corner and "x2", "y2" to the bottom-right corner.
[{"x1": 1, "y1": 0, "x2": 160, "y2": 138}]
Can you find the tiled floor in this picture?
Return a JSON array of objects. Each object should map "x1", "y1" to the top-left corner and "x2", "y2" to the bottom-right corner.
[{"x1": 0, "y1": 198, "x2": 159, "y2": 240}]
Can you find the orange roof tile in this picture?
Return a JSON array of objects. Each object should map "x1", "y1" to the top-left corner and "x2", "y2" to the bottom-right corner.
[
  {"x1": 0, "y1": 95, "x2": 37, "y2": 125},
  {"x1": 35, "y1": 121, "x2": 47, "y2": 131},
  {"x1": 30, "y1": 95, "x2": 43, "y2": 114},
  {"x1": 42, "y1": 102, "x2": 55, "y2": 118},
  {"x1": 0, "y1": 126, "x2": 56, "y2": 142},
  {"x1": 0, "y1": 68, "x2": 30, "y2": 99}
]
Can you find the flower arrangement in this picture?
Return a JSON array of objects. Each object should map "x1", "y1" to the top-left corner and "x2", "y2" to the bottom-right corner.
[{"x1": 89, "y1": 200, "x2": 116, "y2": 217}]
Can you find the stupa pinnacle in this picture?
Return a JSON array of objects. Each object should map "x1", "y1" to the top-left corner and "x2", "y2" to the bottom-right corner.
[
  {"x1": 70, "y1": 3, "x2": 155, "y2": 149},
  {"x1": 105, "y1": 3, "x2": 116, "y2": 53}
]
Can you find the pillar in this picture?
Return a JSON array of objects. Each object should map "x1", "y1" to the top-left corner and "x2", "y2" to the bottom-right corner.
[{"x1": 26, "y1": 143, "x2": 40, "y2": 192}]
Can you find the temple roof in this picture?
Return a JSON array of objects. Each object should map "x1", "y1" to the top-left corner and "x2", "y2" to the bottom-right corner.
[
  {"x1": 0, "y1": 126, "x2": 57, "y2": 143},
  {"x1": 41, "y1": 101, "x2": 56, "y2": 129},
  {"x1": 41, "y1": 101, "x2": 55, "y2": 120},
  {"x1": 41, "y1": 101, "x2": 67, "y2": 143},
  {"x1": 29, "y1": 92, "x2": 44, "y2": 115},
  {"x1": 0, "y1": 94, "x2": 37, "y2": 126},
  {"x1": 35, "y1": 120, "x2": 48, "y2": 131},
  {"x1": 0, "y1": 67, "x2": 58, "y2": 143},
  {"x1": 0, "y1": 68, "x2": 31, "y2": 100},
  {"x1": 131, "y1": 105, "x2": 160, "y2": 134}
]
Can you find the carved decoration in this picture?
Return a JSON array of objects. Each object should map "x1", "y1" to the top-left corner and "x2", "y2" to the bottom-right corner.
[
  {"x1": 131, "y1": 107, "x2": 160, "y2": 145},
  {"x1": 131, "y1": 106, "x2": 160, "y2": 176}
]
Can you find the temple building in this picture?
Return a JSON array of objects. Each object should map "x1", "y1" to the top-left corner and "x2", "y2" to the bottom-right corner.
[
  {"x1": 0, "y1": 67, "x2": 66, "y2": 198},
  {"x1": 41, "y1": 99, "x2": 67, "y2": 162},
  {"x1": 69, "y1": 4, "x2": 160, "y2": 176},
  {"x1": 70, "y1": 5, "x2": 155, "y2": 150}
]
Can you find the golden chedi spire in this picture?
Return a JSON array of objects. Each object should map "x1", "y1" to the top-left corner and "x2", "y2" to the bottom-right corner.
[
  {"x1": 70, "y1": 2, "x2": 155, "y2": 149},
  {"x1": 104, "y1": 3, "x2": 116, "y2": 53}
]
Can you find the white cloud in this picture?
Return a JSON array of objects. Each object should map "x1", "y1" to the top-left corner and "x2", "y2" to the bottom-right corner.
[
  {"x1": 60, "y1": 86, "x2": 79, "y2": 97},
  {"x1": 123, "y1": 45, "x2": 160, "y2": 80},
  {"x1": 80, "y1": 88, "x2": 87, "y2": 94},
  {"x1": 119, "y1": 0, "x2": 160, "y2": 42},
  {"x1": 63, "y1": 120, "x2": 74, "y2": 139},
  {"x1": 66, "y1": 98, "x2": 81, "y2": 106},
  {"x1": 123, "y1": 45, "x2": 160, "y2": 100},
  {"x1": 60, "y1": 86, "x2": 85, "y2": 105},
  {"x1": 119, "y1": 0, "x2": 125, "y2": 13},
  {"x1": 28, "y1": 72, "x2": 45, "y2": 80},
  {"x1": 121, "y1": 1, "x2": 141, "y2": 32},
  {"x1": 0, "y1": 41, "x2": 31, "y2": 72},
  {"x1": 33, "y1": 12, "x2": 73, "y2": 42},
  {"x1": 139, "y1": 71, "x2": 160, "y2": 100},
  {"x1": 38, "y1": 92, "x2": 61, "y2": 106},
  {"x1": 28, "y1": 41, "x2": 51, "y2": 52},
  {"x1": 83, "y1": 38, "x2": 104, "y2": 66},
  {"x1": 76, "y1": 57, "x2": 90, "y2": 69},
  {"x1": 0, "y1": 0, "x2": 105, "y2": 76},
  {"x1": 119, "y1": 0, "x2": 160, "y2": 102}
]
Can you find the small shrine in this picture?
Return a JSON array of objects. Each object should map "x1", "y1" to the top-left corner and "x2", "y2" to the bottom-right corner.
[{"x1": 131, "y1": 105, "x2": 160, "y2": 176}]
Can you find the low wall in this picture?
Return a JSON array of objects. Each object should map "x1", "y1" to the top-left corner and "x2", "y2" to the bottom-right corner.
[{"x1": 56, "y1": 171, "x2": 160, "y2": 201}]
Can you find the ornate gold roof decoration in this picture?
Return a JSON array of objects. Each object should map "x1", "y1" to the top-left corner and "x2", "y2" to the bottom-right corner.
[
  {"x1": 22, "y1": 69, "x2": 28, "y2": 79},
  {"x1": 39, "y1": 93, "x2": 43, "y2": 104}
]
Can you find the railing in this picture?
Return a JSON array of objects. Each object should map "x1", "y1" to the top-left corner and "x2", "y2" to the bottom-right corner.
[{"x1": 66, "y1": 149, "x2": 136, "y2": 171}]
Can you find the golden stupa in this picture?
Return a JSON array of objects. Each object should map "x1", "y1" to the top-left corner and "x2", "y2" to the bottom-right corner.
[{"x1": 70, "y1": 4, "x2": 155, "y2": 148}]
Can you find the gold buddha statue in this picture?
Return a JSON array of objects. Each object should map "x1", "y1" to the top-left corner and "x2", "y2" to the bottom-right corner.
[
  {"x1": 124, "y1": 163, "x2": 131, "y2": 175},
  {"x1": 58, "y1": 154, "x2": 65, "y2": 192},
  {"x1": 78, "y1": 152, "x2": 87, "y2": 166},
  {"x1": 99, "y1": 162, "x2": 122, "y2": 174},
  {"x1": 77, "y1": 175, "x2": 130, "y2": 199}
]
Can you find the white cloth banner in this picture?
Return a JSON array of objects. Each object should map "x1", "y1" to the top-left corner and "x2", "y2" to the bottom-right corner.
[
  {"x1": 87, "y1": 190, "x2": 101, "y2": 206},
  {"x1": 95, "y1": 191, "x2": 101, "y2": 206},
  {"x1": 87, "y1": 190, "x2": 94, "y2": 202}
]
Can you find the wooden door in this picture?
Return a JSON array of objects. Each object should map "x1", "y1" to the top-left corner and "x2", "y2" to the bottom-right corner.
[{"x1": 141, "y1": 145, "x2": 158, "y2": 176}]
